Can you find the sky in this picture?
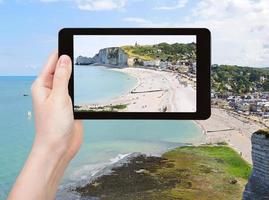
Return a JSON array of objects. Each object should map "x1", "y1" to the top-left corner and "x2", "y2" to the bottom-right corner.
[
  {"x1": 0, "y1": 0, "x2": 268, "y2": 75},
  {"x1": 74, "y1": 35, "x2": 196, "y2": 58}
]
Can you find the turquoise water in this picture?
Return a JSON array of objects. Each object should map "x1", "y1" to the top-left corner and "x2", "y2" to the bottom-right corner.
[
  {"x1": 0, "y1": 76, "x2": 203, "y2": 200},
  {"x1": 74, "y1": 65, "x2": 137, "y2": 104}
]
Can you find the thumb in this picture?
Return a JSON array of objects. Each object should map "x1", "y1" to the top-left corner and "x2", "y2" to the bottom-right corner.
[{"x1": 52, "y1": 55, "x2": 72, "y2": 97}]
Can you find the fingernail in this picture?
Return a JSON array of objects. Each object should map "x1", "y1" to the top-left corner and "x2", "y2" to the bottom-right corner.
[{"x1": 59, "y1": 55, "x2": 70, "y2": 66}]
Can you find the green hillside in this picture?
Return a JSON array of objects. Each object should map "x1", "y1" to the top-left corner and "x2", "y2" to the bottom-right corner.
[
  {"x1": 212, "y1": 65, "x2": 269, "y2": 94},
  {"x1": 122, "y1": 42, "x2": 196, "y2": 62}
]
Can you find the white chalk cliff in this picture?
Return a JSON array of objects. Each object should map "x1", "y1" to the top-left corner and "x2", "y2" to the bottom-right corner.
[
  {"x1": 243, "y1": 129, "x2": 269, "y2": 200},
  {"x1": 76, "y1": 47, "x2": 128, "y2": 67}
]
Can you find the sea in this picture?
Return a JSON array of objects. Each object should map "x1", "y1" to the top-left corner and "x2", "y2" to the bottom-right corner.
[
  {"x1": 74, "y1": 65, "x2": 138, "y2": 104},
  {"x1": 0, "y1": 74, "x2": 203, "y2": 200}
]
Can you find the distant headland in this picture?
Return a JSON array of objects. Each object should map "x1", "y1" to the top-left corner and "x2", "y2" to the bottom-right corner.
[
  {"x1": 76, "y1": 47, "x2": 128, "y2": 67},
  {"x1": 75, "y1": 42, "x2": 197, "y2": 71}
]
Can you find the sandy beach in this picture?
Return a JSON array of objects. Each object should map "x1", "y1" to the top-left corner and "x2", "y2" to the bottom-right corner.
[
  {"x1": 77, "y1": 67, "x2": 196, "y2": 112},
  {"x1": 195, "y1": 107, "x2": 267, "y2": 164}
]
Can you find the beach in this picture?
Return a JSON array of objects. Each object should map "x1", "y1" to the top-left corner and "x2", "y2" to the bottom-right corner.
[
  {"x1": 76, "y1": 67, "x2": 196, "y2": 112},
  {"x1": 195, "y1": 107, "x2": 267, "y2": 164}
]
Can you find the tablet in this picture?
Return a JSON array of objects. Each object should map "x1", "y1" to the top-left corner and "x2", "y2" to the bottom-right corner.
[{"x1": 59, "y1": 28, "x2": 211, "y2": 119}]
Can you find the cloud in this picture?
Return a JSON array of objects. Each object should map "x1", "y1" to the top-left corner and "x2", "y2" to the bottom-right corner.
[
  {"x1": 264, "y1": 44, "x2": 269, "y2": 49},
  {"x1": 36, "y1": 0, "x2": 269, "y2": 67},
  {"x1": 153, "y1": 0, "x2": 188, "y2": 10},
  {"x1": 124, "y1": 0, "x2": 269, "y2": 68},
  {"x1": 123, "y1": 17, "x2": 151, "y2": 25},
  {"x1": 39, "y1": 0, "x2": 127, "y2": 11},
  {"x1": 75, "y1": 0, "x2": 127, "y2": 11},
  {"x1": 123, "y1": 17, "x2": 172, "y2": 27},
  {"x1": 189, "y1": 0, "x2": 269, "y2": 67}
]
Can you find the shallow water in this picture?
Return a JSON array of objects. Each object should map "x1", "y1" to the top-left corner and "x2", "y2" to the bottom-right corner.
[
  {"x1": 0, "y1": 76, "x2": 203, "y2": 200},
  {"x1": 74, "y1": 65, "x2": 137, "y2": 104}
]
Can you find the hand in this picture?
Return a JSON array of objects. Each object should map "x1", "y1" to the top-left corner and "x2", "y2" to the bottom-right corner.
[
  {"x1": 8, "y1": 52, "x2": 83, "y2": 200},
  {"x1": 31, "y1": 52, "x2": 83, "y2": 159}
]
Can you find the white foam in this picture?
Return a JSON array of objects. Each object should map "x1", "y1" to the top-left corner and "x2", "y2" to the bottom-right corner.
[{"x1": 109, "y1": 153, "x2": 131, "y2": 164}]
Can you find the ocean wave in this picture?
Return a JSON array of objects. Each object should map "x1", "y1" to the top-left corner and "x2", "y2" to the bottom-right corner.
[{"x1": 109, "y1": 153, "x2": 131, "y2": 164}]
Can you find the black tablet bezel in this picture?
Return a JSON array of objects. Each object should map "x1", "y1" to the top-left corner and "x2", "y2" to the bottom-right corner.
[{"x1": 59, "y1": 28, "x2": 211, "y2": 120}]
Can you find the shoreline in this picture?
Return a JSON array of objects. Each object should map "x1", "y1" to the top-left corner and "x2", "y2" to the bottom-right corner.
[
  {"x1": 75, "y1": 66, "x2": 196, "y2": 112},
  {"x1": 60, "y1": 145, "x2": 249, "y2": 200},
  {"x1": 194, "y1": 107, "x2": 266, "y2": 164}
]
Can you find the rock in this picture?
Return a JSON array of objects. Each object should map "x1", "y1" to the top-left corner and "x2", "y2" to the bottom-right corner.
[
  {"x1": 229, "y1": 178, "x2": 237, "y2": 184},
  {"x1": 135, "y1": 169, "x2": 147, "y2": 174},
  {"x1": 94, "y1": 47, "x2": 128, "y2": 67},
  {"x1": 76, "y1": 56, "x2": 95, "y2": 65},
  {"x1": 243, "y1": 129, "x2": 269, "y2": 200},
  {"x1": 73, "y1": 154, "x2": 169, "y2": 198},
  {"x1": 76, "y1": 47, "x2": 128, "y2": 67}
]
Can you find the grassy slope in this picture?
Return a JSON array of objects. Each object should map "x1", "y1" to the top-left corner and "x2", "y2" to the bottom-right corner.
[
  {"x1": 158, "y1": 146, "x2": 251, "y2": 200},
  {"x1": 122, "y1": 45, "x2": 154, "y2": 61},
  {"x1": 121, "y1": 43, "x2": 196, "y2": 62},
  {"x1": 75, "y1": 145, "x2": 251, "y2": 200}
]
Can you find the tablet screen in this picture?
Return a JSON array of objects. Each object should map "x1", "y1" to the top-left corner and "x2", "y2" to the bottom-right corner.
[{"x1": 73, "y1": 35, "x2": 197, "y2": 113}]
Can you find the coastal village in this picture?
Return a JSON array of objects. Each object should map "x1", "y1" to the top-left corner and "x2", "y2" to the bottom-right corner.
[
  {"x1": 131, "y1": 56, "x2": 197, "y2": 79},
  {"x1": 127, "y1": 53, "x2": 196, "y2": 75},
  {"x1": 212, "y1": 91, "x2": 269, "y2": 116},
  {"x1": 127, "y1": 55, "x2": 197, "y2": 87},
  {"x1": 211, "y1": 90, "x2": 269, "y2": 127}
]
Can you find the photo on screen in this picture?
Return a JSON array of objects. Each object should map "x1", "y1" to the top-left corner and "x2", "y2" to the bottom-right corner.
[{"x1": 73, "y1": 35, "x2": 196, "y2": 113}]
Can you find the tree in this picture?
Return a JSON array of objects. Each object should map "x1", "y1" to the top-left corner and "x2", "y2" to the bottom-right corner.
[{"x1": 263, "y1": 80, "x2": 269, "y2": 91}]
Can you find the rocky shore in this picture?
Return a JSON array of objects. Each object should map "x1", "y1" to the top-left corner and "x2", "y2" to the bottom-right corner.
[{"x1": 71, "y1": 145, "x2": 250, "y2": 200}]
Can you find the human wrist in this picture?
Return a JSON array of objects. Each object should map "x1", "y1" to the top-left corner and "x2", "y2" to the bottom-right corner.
[
  {"x1": 32, "y1": 133, "x2": 71, "y2": 159},
  {"x1": 7, "y1": 137, "x2": 70, "y2": 200},
  {"x1": 31, "y1": 138, "x2": 71, "y2": 196},
  {"x1": 30, "y1": 136, "x2": 71, "y2": 183},
  {"x1": 31, "y1": 136, "x2": 70, "y2": 172}
]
